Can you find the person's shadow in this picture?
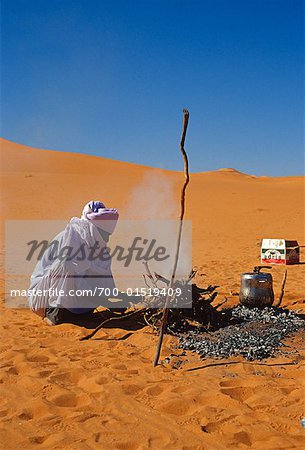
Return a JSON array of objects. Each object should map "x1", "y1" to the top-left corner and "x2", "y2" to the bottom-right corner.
[{"x1": 64, "y1": 308, "x2": 146, "y2": 332}]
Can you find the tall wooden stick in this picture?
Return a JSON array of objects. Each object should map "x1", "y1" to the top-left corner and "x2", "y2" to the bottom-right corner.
[
  {"x1": 153, "y1": 109, "x2": 190, "y2": 367},
  {"x1": 275, "y1": 269, "x2": 287, "y2": 307}
]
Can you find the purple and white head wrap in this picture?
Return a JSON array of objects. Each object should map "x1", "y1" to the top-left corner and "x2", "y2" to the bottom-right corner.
[{"x1": 81, "y1": 200, "x2": 119, "y2": 234}]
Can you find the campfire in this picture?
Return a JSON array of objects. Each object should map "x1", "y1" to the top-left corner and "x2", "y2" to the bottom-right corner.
[
  {"x1": 81, "y1": 264, "x2": 305, "y2": 363},
  {"x1": 141, "y1": 267, "x2": 305, "y2": 362},
  {"x1": 141, "y1": 265, "x2": 222, "y2": 334}
]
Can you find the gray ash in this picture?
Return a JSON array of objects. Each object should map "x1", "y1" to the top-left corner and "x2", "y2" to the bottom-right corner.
[{"x1": 178, "y1": 306, "x2": 305, "y2": 361}]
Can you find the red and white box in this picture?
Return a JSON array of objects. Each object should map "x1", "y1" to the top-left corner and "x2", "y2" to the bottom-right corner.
[{"x1": 261, "y1": 238, "x2": 300, "y2": 265}]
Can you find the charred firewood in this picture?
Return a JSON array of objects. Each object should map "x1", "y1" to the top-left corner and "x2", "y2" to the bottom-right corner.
[{"x1": 142, "y1": 264, "x2": 221, "y2": 334}]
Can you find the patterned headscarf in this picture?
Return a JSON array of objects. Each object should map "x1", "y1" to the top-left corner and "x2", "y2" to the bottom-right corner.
[{"x1": 81, "y1": 201, "x2": 119, "y2": 234}]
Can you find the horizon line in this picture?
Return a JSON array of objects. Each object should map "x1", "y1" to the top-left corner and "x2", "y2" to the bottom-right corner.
[{"x1": 1, "y1": 135, "x2": 304, "y2": 179}]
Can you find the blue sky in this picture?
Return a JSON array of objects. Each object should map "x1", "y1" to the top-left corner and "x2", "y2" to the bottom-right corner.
[{"x1": 1, "y1": 0, "x2": 304, "y2": 175}]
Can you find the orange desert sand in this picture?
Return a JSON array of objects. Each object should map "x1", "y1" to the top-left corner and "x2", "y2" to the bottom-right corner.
[{"x1": 0, "y1": 137, "x2": 304, "y2": 449}]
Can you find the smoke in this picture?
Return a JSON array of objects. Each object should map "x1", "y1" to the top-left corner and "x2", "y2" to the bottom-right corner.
[
  {"x1": 111, "y1": 170, "x2": 192, "y2": 285},
  {"x1": 123, "y1": 170, "x2": 179, "y2": 220}
]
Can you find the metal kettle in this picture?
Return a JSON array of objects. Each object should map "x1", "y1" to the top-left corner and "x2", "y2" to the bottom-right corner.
[{"x1": 239, "y1": 266, "x2": 274, "y2": 307}]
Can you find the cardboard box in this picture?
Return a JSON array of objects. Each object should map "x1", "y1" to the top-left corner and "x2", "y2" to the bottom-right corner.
[{"x1": 261, "y1": 239, "x2": 299, "y2": 265}]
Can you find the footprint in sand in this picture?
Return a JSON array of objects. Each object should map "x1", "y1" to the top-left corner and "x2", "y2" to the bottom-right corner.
[
  {"x1": 18, "y1": 409, "x2": 33, "y2": 421},
  {"x1": 28, "y1": 436, "x2": 47, "y2": 445},
  {"x1": 49, "y1": 392, "x2": 77, "y2": 407},
  {"x1": 6, "y1": 366, "x2": 19, "y2": 375},
  {"x1": 279, "y1": 386, "x2": 297, "y2": 396},
  {"x1": 38, "y1": 370, "x2": 53, "y2": 377},
  {"x1": 202, "y1": 414, "x2": 238, "y2": 433},
  {"x1": 68, "y1": 355, "x2": 81, "y2": 362},
  {"x1": 112, "y1": 363, "x2": 127, "y2": 370},
  {"x1": 95, "y1": 375, "x2": 109, "y2": 385},
  {"x1": 94, "y1": 432, "x2": 102, "y2": 443},
  {"x1": 49, "y1": 369, "x2": 81, "y2": 386},
  {"x1": 156, "y1": 398, "x2": 195, "y2": 416},
  {"x1": 233, "y1": 431, "x2": 252, "y2": 447},
  {"x1": 121, "y1": 384, "x2": 142, "y2": 396},
  {"x1": 26, "y1": 354, "x2": 50, "y2": 363},
  {"x1": 170, "y1": 385, "x2": 191, "y2": 394},
  {"x1": 145, "y1": 385, "x2": 164, "y2": 396},
  {"x1": 126, "y1": 369, "x2": 139, "y2": 375},
  {"x1": 75, "y1": 412, "x2": 100, "y2": 423},
  {"x1": 219, "y1": 386, "x2": 255, "y2": 403},
  {"x1": 219, "y1": 380, "x2": 241, "y2": 388}
]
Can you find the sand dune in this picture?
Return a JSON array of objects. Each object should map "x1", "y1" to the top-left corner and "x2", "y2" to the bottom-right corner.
[{"x1": 0, "y1": 138, "x2": 304, "y2": 449}]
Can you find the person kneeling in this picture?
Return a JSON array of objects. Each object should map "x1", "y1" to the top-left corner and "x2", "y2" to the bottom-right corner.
[{"x1": 28, "y1": 200, "x2": 119, "y2": 325}]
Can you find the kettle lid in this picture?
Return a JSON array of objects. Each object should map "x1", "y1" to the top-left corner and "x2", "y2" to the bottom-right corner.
[{"x1": 253, "y1": 265, "x2": 272, "y2": 274}]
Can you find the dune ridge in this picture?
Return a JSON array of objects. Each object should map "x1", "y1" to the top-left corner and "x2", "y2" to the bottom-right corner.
[{"x1": 1, "y1": 137, "x2": 282, "y2": 178}]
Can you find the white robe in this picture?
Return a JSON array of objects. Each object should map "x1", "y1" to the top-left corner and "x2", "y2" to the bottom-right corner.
[{"x1": 28, "y1": 217, "x2": 116, "y2": 312}]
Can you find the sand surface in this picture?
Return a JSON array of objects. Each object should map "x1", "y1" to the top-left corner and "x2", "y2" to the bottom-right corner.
[{"x1": 1, "y1": 138, "x2": 304, "y2": 449}]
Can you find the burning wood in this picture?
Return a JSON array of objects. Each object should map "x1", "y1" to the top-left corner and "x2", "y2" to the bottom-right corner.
[{"x1": 142, "y1": 264, "x2": 221, "y2": 334}]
